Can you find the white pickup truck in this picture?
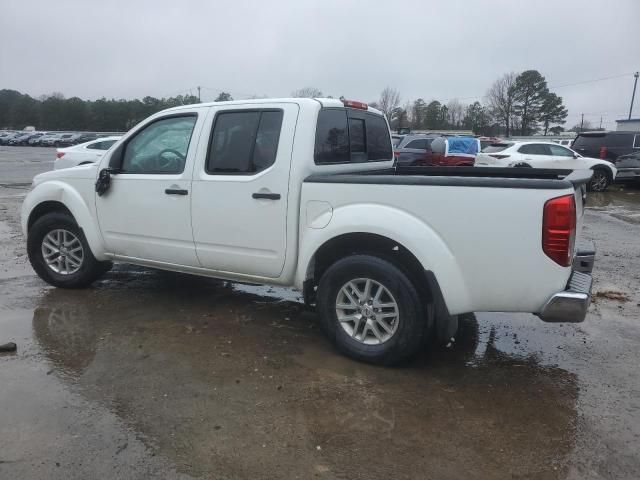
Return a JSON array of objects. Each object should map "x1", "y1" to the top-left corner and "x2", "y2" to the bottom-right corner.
[{"x1": 22, "y1": 98, "x2": 595, "y2": 365}]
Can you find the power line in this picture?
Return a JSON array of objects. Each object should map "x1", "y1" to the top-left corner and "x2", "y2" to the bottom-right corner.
[{"x1": 437, "y1": 71, "x2": 636, "y2": 104}]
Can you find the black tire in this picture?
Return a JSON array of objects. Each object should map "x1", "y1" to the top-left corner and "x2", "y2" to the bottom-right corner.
[
  {"x1": 316, "y1": 254, "x2": 428, "y2": 365},
  {"x1": 588, "y1": 168, "x2": 610, "y2": 192},
  {"x1": 27, "y1": 212, "x2": 111, "y2": 288}
]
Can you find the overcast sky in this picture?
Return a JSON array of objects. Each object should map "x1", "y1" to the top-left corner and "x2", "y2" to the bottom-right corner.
[{"x1": 1, "y1": 0, "x2": 639, "y2": 129}]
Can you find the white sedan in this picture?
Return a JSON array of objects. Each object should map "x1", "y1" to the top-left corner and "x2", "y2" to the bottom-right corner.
[
  {"x1": 54, "y1": 136, "x2": 121, "y2": 170},
  {"x1": 476, "y1": 141, "x2": 616, "y2": 191}
]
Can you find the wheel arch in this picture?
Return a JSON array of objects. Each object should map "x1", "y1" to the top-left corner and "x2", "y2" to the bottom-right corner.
[
  {"x1": 296, "y1": 204, "x2": 472, "y2": 315},
  {"x1": 23, "y1": 181, "x2": 108, "y2": 260}
]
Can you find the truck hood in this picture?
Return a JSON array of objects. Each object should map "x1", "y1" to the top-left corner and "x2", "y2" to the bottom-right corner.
[{"x1": 32, "y1": 163, "x2": 98, "y2": 187}]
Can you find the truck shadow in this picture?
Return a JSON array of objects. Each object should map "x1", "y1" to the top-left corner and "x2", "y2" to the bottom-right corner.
[{"x1": 32, "y1": 268, "x2": 578, "y2": 479}]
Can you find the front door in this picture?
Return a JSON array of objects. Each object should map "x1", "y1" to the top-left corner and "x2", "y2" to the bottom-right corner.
[
  {"x1": 191, "y1": 104, "x2": 298, "y2": 278},
  {"x1": 96, "y1": 112, "x2": 202, "y2": 266},
  {"x1": 548, "y1": 144, "x2": 580, "y2": 168}
]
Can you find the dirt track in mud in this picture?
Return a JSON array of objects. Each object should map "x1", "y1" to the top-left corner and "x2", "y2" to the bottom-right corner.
[{"x1": 1, "y1": 146, "x2": 640, "y2": 479}]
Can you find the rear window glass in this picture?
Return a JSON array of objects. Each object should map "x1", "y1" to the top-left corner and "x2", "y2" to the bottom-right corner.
[
  {"x1": 314, "y1": 109, "x2": 391, "y2": 164},
  {"x1": 572, "y1": 134, "x2": 606, "y2": 148},
  {"x1": 605, "y1": 134, "x2": 633, "y2": 147},
  {"x1": 404, "y1": 139, "x2": 431, "y2": 150},
  {"x1": 365, "y1": 114, "x2": 392, "y2": 160},
  {"x1": 482, "y1": 143, "x2": 512, "y2": 153},
  {"x1": 635, "y1": 135, "x2": 640, "y2": 149}
]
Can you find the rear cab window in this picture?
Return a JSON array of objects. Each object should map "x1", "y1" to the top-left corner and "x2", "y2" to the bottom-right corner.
[{"x1": 314, "y1": 108, "x2": 392, "y2": 164}]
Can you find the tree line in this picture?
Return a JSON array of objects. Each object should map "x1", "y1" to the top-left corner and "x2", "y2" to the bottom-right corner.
[
  {"x1": 365, "y1": 70, "x2": 569, "y2": 136},
  {"x1": 0, "y1": 89, "x2": 234, "y2": 132},
  {"x1": 2, "y1": 71, "x2": 569, "y2": 136}
]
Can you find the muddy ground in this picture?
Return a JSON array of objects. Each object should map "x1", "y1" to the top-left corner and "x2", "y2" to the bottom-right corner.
[{"x1": 1, "y1": 146, "x2": 639, "y2": 479}]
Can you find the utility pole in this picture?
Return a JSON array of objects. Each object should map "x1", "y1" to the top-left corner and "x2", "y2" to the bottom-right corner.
[
  {"x1": 197, "y1": 86, "x2": 201, "y2": 103},
  {"x1": 599, "y1": 116, "x2": 602, "y2": 130},
  {"x1": 629, "y1": 72, "x2": 639, "y2": 120},
  {"x1": 580, "y1": 113, "x2": 584, "y2": 132}
]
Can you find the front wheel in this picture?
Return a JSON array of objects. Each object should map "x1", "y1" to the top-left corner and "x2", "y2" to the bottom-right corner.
[
  {"x1": 27, "y1": 212, "x2": 112, "y2": 288},
  {"x1": 588, "y1": 169, "x2": 610, "y2": 192},
  {"x1": 316, "y1": 255, "x2": 428, "y2": 365}
]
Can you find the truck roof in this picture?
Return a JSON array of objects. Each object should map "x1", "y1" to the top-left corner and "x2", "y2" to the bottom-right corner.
[{"x1": 163, "y1": 97, "x2": 384, "y2": 116}]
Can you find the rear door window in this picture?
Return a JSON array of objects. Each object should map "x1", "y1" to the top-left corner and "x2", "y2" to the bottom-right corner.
[
  {"x1": 404, "y1": 139, "x2": 430, "y2": 150},
  {"x1": 635, "y1": 135, "x2": 640, "y2": 149},
  {"x1": 206, "y1": 110, "x2": 283, "y2": 174},
  {"x1": 518, "y1": 144, "x2": 550, "y2": 155},
  {"x1": 314, "y1": 109, "x2": 391, "y2": 164}
]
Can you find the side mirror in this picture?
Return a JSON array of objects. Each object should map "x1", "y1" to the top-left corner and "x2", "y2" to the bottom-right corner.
[{"x1": 574, "y1": 153, "x2": 580, "y2": 159}]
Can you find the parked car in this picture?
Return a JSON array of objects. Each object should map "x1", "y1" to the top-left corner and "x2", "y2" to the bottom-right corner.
[
  {"x1": 0, "y1": 132, "x2": 25, "y2": 145},
  {"x1": 476, "y1": 141, "x2": 616, "y2": 191},
  {"x1": 571, "y1": 131, "x2": 640, "y2": 162},
  {"x1": 39, "y1": 133, "x2": 62, "y2": 146},
  {"x1": 393, "y1": 134, "x2": 438, "y2": 166},
  {"x1": 8, "y1": 133, "x2": 35, "y2": 146},
  {"x1": 72, "y1": 133, "x2": 99, "y2": 145},
  {"x1": 391, "y1": 134, "x2": 405, "y2": 148},
  {"x1": 23, "y1": 97, "x2": 595, "y2": 365},
  {"x1": 614, "y1": 151, "x2": 640, "y2": 184},
  {"x1": 428, "y1": 136, "x2": 479, "y2": 166},
  {"x1": 52, "y1": 133, "x2": 77, "y2": 147},
  {"x1": 27, "y1": 133, "x2": 47, "y2": 145},
  {"x1": 54, "y1": 136, "x2": 121, "y2": 169}
]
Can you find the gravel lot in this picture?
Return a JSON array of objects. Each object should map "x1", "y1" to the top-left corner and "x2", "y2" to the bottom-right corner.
[{"x1": 1, "y1": 146, "x2": 640, "y2": 479}]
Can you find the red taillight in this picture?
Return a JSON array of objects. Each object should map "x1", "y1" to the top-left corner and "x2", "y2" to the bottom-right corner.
[
  {"x1": 542, "y1": 194, "x2": 576, "y2": 267},
  {"x1": 394, "y1": 151, "x2": 400, "y2": 158},
  {"x1": 489, "y1": 154, "x2": 510, "y2": 159},
  {"x1": 56, "y1": 152, "x2": 65, "y2": 159},
  {"x1": 599, "y1": 146, "x2": 607, "y2": 159},
  {"x1": 341, "y1": 99, "x2": 368, "y2": 110}
]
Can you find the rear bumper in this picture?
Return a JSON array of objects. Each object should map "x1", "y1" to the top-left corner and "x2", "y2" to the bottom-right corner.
[{"x1": 538, "y1": 243, "x2": 595, "y2": 323}]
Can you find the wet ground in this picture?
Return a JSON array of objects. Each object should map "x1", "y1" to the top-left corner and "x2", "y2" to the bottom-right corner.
[{"x1": 1, "y1": 146, "x2": 640, "y2": 479}]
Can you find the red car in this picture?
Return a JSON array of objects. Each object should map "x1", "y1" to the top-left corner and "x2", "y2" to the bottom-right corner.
[{"x1": 428, "y1": 136, "x2": 481, "y2": 166}]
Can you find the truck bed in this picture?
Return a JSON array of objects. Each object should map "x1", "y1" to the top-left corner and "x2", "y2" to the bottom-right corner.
[{"x1": 305, "y1": 166, "x2": 593, "y2": 190}]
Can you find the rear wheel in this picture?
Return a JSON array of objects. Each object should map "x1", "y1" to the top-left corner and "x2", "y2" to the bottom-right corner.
[
  {"x1": 588, "y1": 168, "x2": 610, "y2": 192},
  {"x1": 316, "y1": 255, "x2": 428, "y2": 365},
  {"x1": 27, "y1": 212, "x2": 112, "y2": 288}
]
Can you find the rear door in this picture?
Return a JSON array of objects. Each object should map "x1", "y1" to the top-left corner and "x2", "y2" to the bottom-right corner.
[
  {"x1": 190, "y1": 103, "x2": 298, "y2": 278},
  {"x1": 517, "y1": 143, "x2": 554, "y2": 167}
]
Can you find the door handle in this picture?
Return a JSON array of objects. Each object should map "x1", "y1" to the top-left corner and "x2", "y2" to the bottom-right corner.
[
  {"x1": 165, "y1": 188, "x2": 188, "y2": 195},
  {"x1": 252, "y1": 192, "x2": 281, "y2": 200}
]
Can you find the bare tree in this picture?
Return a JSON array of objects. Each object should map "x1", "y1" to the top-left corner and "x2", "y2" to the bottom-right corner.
[
  {"x1": 446, "y1": 99, "x2": 465, "y2": 128},
  {"x1": 486, "y1": 72, "x2": 518, "y2": 137},
  {"x1": 291, "y1": 87, "x2": 323, "y2": 98},
  {"x1": 378, "y1": 86, "x2": 401, "y2": 117}
]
